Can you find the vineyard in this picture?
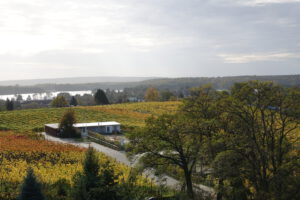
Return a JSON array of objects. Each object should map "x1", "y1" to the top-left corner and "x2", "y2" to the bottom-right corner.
[
  {"x1": 0, "y1": 132, "x2": 151, "y2": 200},
  {"x1": 0, "y1": 102, "x2": 180, "y2": 199},
  {"x1": 0, "y1": 101, "x2": 181, "y2": 134}
]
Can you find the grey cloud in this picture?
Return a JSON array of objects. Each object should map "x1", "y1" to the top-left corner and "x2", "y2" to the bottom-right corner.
[{"x1": 0, "y1": 0, "x2": 299, "y2": 80}]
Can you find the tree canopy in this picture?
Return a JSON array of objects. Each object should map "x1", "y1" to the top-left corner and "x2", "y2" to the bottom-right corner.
[
  {"x1": 128, "y1": 81, "x2": 300, "y2": 200},
  {"x1": 94, "y1": 89, "x2": 109, "y2": 105},
  {"x1": 5, "y1": 98, "x2": 14, "y2": 111},
  {"x1": 70, "y1": 96, "x2": 78, "y2": 106},
  {"x1": 128, "y1": 86, "x2": 220, "y2": 199},
  {"x1": 59, "y1": 109, "x2": 80, "y2": 138},
  {"x1": 72, "y1": 147, "x2": 118, "y2": 200},
  {"x1": 144, "y1": 87, "x2": 159, "y2": 102},
  {"x1": 214, "y1": 81, "x2": 300, "y2": 200},
  {"x1": 51, "y1": 96, "x2": 68, "y2": 108}
]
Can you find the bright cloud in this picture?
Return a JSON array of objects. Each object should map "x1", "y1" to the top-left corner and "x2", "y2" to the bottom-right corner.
[
  {"x1": 219, "y1": 52, "x2": 300, "y2": 63},
  {"x1": 233, "y1": 0, "x2": 300, "y2": 6}
]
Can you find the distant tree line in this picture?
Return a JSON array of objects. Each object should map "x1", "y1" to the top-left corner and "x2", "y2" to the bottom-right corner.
[
  {"x1": 50, "y1": 89, "x2": 110, "y2": 108},
  {"x1": 1, "y1": 75, "x2": 300, "y2": 95}
]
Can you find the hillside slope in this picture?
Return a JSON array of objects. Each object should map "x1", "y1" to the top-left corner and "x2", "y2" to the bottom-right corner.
[{"x1": 0, "y1": 102, "x2": 181, "y2": 133}]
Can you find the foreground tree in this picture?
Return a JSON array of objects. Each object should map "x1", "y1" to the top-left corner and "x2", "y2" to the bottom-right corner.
[
  {"x1": 128, "y1": 114, "x2": 203, "y2": 199},
  {"x1": 129, "y1": 86, "x2": 222, "y2": 199},
  {"x1": 51, "y1": 96, "x2": 68, "y2": 108},
  {"x1": 215, "y1": 81, "x2": 300, "y2": 200},
  {"x1": 18, "y1": 168, "x2": 44, "y2": 200},
  {"x1": 72, "y1": 147, "x2": 118, "y2": 200},
  {"x1": 94, "y1": 89, "x2": 109, "y2": 105},
  {"x1": 59, "y1": 109, "x2": 79, "y2": 138}
]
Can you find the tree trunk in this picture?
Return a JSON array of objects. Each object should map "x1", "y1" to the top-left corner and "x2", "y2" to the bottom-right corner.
[
  {"x1": 183, "y1": 166, "x2": 194, "y2": 199},
  {"x1": 217, "y1": 178, "x2": 223, "y2": 200}
]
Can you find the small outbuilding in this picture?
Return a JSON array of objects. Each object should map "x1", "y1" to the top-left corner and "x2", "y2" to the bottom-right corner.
[{"x1": 44, "y1": 121, "x2": 121, "y2": 137}]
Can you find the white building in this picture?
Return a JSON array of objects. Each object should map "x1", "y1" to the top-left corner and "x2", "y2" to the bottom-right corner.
[{"x1": 45, "y1": 121, "x2": 121, "y2": 137}]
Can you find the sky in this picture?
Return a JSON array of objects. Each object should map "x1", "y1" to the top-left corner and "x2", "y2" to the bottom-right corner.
[{"x1": 0, "y1": 0, "x2": 300, "y2": 80}]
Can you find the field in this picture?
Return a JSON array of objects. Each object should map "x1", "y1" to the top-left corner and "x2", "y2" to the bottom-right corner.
[{"x1": 0, "y1": 101, "x2": 181, "y2": 134}]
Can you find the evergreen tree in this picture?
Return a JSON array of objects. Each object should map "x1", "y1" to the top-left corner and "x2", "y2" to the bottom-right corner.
[
  {"x1": 18, "y1": 168, "x2": 44, "y2": 200},
  {"x1": 26, "y1": 95, "x2": 32, "y2": 101},
  {"x1": 72, "y1": 172, "x2": 88, "y2": 200},
  {"x1": 5, "y1": 98, "x2": 14, "y2": 111},
  {"x1": 86, "y1": 161, "x2": 118, "y2": 200},
  {"x1": 16, "y1": 94, "x2": 23, "y2": 101},
  {"x1": 83, "y1": 147, "x2": 100, "y2": 189},
  {"x1": 94, "y1": 89, "x2": 109, "y2": 105},
  {"x1": 72, "y1": 147, "x2": 118, "y2": 200},
  {"x1": 70, "y1": 96, "x2": 78, "y2": 106},
  {"x1": 72, "y1": 147, "x2": 100, "y2": 200}
]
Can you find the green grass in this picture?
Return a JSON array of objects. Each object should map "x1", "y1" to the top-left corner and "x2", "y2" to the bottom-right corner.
[{"x1": 0, "y1": 101, "x2": 181, "y2": 133}]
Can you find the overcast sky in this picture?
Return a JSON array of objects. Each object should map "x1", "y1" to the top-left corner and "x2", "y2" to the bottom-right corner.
[{"x1": 0, "y1": 0, "x2": 300, "y2": 80}]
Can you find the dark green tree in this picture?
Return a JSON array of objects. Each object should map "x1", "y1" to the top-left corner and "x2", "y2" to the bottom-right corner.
[
  {"x1": 18, "y1": 168, "x2": 44, "y2": 200},
  {"x1": 72, "y1": 147, "x2": 118, "y2": 200},
  {"x1": 51, "y1": 96, "x2": 68, "y2": 108},
  {"x1": 83, "y1": 147, "x2": 100, "y2": 189},
  {"x1": 70, "y1": 96, "x2": 78, "y2": 106},
  {"x1": 72, "y1": 147, "x2": 100, "y2": 200},
  {"x1": 212, "y1": 150, "x2": 249, "y2": 200},
  {"x1": 72, "y1": 172, "x2": 88, "y2": 200},
  {"x1": 59, "y1": 109, "x2": 79, "y2": 138},
  {"x1": 87, "y1": 161, "x2": 118, "y2": 200},
  {"x1": 94, "y1": 89, "x2": 109, "y2": 105},
  {"x1": 53, "y1": 179, "x2": 70, "y2": 200},
  {"x1": 16, "y1": 94, "x2": 23, "y2": 101},
  {"x1": 5, "y1": 98, "x2": 14, "y2": 111}
]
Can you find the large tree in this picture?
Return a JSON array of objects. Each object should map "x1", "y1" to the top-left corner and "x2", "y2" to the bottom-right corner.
[
  {"x1": 128, "y1": 86, "x2": 221, "y2": 199},
  {"x1": 215, "y1": 81, "x2": 300, "y2": 200},
  {"x1": 128, "y1": 114, "x2": 205, "y2": 199},
  {"x1": 59, "y1": 109, "x2": 79, "y2": 138},
  {"x1": 94, "y1": 89, "x2": 109, "y2": 105}
]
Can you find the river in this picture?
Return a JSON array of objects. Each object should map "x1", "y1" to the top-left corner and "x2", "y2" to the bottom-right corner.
[{"x1": 0, "y1": 90, "x2": 92, "y2": 101}]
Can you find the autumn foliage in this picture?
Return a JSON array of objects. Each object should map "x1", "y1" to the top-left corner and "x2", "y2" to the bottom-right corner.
[{"x1": 0, "y1": 132, "x2": 150, "y2": 200}]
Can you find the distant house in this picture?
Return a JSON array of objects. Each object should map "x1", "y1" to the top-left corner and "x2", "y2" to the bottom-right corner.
[{"x1": 45, "y1": 121, "x2": 121, "y2": 137}]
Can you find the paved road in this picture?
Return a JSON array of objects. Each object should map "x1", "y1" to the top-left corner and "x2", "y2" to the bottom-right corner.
[{"x1": 42, "y1": 133, "x2": 214, "y2": 195}]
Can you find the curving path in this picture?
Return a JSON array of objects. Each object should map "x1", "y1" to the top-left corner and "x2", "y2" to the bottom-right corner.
[{"x1": 42, "y1": 133, "x2": 215, "y2": 196}]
